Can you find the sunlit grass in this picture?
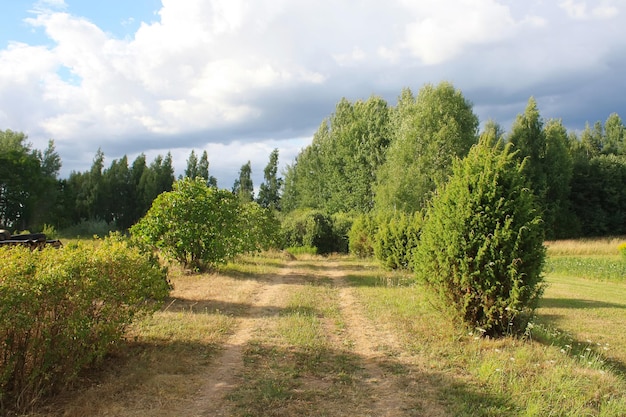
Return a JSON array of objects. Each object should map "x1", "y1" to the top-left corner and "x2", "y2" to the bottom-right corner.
[
  {"x1": 349, "y1": 254, "x2": 626, "y2": 416},
  {"x1": 545, "y1": 236, "x2": 625, "y2": 256},
  {"x1": 546, "y1": 256, "x2": 626, "y2": 281}
]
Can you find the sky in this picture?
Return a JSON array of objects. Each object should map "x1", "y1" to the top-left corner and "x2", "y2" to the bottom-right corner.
[{"x1": 1, "y1": 0, "x2": 626, "y2": 188}]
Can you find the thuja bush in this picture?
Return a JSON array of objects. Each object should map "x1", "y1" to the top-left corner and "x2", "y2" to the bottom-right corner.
[
  {"x1": 348, "y1": 213, "x2": 378, "y2": 258},
  {"x1": 0, "y1": 234, "x2": 169, "y2": 413},
  {"x1": 374, "y1": 211, "x2": 422, "y2": 270},
  {"x1": 415, "y1": 137, "x2": 546, "y2": 336}
]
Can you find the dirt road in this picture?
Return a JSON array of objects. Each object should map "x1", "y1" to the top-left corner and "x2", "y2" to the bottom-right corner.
[{"x1": 27, "y1": 257, "x2": 447, "y2": 417}]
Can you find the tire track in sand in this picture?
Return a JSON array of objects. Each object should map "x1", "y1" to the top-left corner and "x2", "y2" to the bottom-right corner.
[
  {"x1": 327, "y1": 261, "x2": 448, "y2": 417},
  {"x1": 188, "y1": 263, "x2": 295, "y2": 417}
]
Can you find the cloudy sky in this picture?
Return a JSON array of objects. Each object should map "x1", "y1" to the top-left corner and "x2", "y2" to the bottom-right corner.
[{"x1": 1, "y1": 0, "x2": 625, "y2": 188}]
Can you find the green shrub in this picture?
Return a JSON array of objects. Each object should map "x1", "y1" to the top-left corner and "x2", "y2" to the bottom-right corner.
[
  {"x1": 330, "y1": 212, "x2": 354, "y2": 254},
  {"x1": 348, "y1": 213, "x2": 378, "y2": 258},
  {"x1": 131, "y1": 178, "x2": 243, "y2": 271},
  {"x1": 238, "y1": 202, "x2": 281, "y2": 253},
  {"x1": 280, "y1": 209, "x2": 335, "y2": 254},
  {"x1": 59, "y1": 219, "x2": 117, "y2": 238},
  {"x1": 415, "y1": 137, "x2": 546, "y2": 337},
  {"x1": 374, "y1": 211, "x2": 422, "y2": 269},
  {"x1": 0, "y1": 234, "x2": 169, "y2": 413}
]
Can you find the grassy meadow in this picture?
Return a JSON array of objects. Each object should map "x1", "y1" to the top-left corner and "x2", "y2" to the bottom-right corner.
[{"x1": 23, "y1": 238, "x2": 626, "y2": 416}]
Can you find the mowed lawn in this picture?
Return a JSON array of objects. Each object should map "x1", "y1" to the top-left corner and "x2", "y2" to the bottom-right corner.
[{"x1": 24, "y1": 239, "x2": 626, "y2": 417}]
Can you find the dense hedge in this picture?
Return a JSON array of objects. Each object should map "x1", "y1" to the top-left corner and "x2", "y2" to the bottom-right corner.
[{"x1": 0, "y1": 235, "x2": 170, "y2": 413}]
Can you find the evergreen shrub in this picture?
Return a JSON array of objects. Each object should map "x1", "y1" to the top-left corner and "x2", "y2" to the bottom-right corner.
[
  {"x1": 374, "y1": 211, "x2": 422, "y2": 269},
  {"x1": 348, "y1": 213, "x2": 378, "y2": 258},
  {"x1": 415, "y1": 137, "x2": 546, "y2": 336}
]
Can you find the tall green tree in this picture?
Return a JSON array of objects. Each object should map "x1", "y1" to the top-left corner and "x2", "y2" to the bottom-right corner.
[
  {"x1": 282, "y1": 95, "x2": 391, "y2": 213},
  {"x1": 375, "y1": 82, "x2": 479, "y2": 213},
  {"x1": 198, "y1": 150, "x2": 218, "y2": 187},
  {"x1": 183, "y1": 150, "x2": 199, "y2": 179},
  {"x1": 233, "y1": 161, "x2": 254, "y2": 203},
  {"x1": 257, "y1": 148, "x2": 283, "y2": 210},
  {"x1": 102, "y1": 156, "x2": 133, "y2": 229},
  {"x1": 0, "y1": 130, "x2": 42, "y2": 230},
  {"x1": 508, "y1": 99, "x2": 574, "y2": 238},
  {"x1": 603, "y1": 113, "x2": 626, "y2": 155},
  {"x1": 543, "y1": 119, "x2": 575, "y2": 238}
]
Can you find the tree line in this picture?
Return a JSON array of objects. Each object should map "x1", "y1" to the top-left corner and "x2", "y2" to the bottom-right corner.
[
  {"x1": 282, "y1": 82, "x2": 626, "y2": 239},
  {"x1": 2, "y1": 81, "x2": 625, "y2": 239},
  {"x1": 0, "y1": 131, "x2": 281, "y2": 234}
]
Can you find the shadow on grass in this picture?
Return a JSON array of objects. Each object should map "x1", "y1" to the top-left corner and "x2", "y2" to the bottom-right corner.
[
  {"x1": 540, "y1": 297, "x2": 626, "y2": 309},
  {"x1": 162, "y1": 296, "x2": 286, "y2": 318},
  {"x1": 533, "y1": 318, "x2": 626, "y2": 377},
  {"x1": 228, "y1": 341, "x2": 514, "y2": 417},
  {"x1": 25, "y1": 338, "x2": 515, "y2": 417}
]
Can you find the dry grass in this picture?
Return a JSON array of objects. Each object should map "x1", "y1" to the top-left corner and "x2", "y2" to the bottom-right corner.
[
  {"x1": 23, "y1": 260, "x2": 264, "y2": 417},
  {"x1": 545, "y1": 235, "x2": 626, "y2": 256}
]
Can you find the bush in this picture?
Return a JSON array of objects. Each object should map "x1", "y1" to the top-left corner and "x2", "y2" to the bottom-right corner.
[
  {"x1": 131, "y1": 178, "x2": 243, "y2": 271},
  {"x1": 0, "y1": 234, "x2": 169, "y2": 413},
  {"x1": 238, "y1": 202, "x2": 281, "y2": 253},
  {"x1": 374, "y1": 211, "x2": 422, "y2": 269},
  {"x1": 415, "y1": 137, "x2": 546, "y2": 337},
  {"x1": 330, "y1": 212, "x2": 354, "y2": 254},
  {"x1": 280, "y1": 209, "x2": 335, "y2": 254},
  {"x1": 348, "y1": 213, "x2": 378, "y2": 258},
  {"x1": 59, "y1": 219, "x2": 117, "y2": 238}
]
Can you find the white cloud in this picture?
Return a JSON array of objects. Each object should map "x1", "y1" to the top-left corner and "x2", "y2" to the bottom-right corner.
[
  {"x1": 559, "y1": 0, "x2": 620, "y2": 20},
  {"x1": 1, "y1": 0, "x2": 626, "y2": 179},
  {"x1": 397, "y1": 0, "x2": 516, "y2": 64}
]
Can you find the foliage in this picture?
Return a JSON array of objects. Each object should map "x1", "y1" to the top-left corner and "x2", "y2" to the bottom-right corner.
[
  {"x1": 282, "y1": 96, "x2": 392, "y2": 213},
  {"x1": 569, "y1": 154, "x2": 626, "y2": 236},
  {"x1": 0, "y1": 234, "x2": 169, "y2": 413},
  {"x1": 131, "y1": 178, "x2": 242, "y2": 271},
  {"x1": 0, "y1": 131, "x2": 61, "y2": 231},
  {"x1": 620, "y1": 242, "x2": 626, "y2": 262},
  {"x1": 238, "y1": 202, "x2": 281, "y2": 253},
  {"x1": 373, "y1": 211, "x2": 422, "y2": 270},
  {"x1": 348, "y1": 213, "x2": 378, "y2": 258},
  {"x1": 280, "y1": 209, "x2": 337, "y2": 254},
  {"x1": 233, "y1": 161, "x2": 254, "y2": 203},
  {"x1": 415, "y1": 136, "x2": 546, "y2": 336},
  {"x1": 58, "y1": 218, "x2": 117, "y2": 238},
  {"x1": 375, "y1": 82, "x2": 479, "y2": 213},
  {"x1": 257, "y1": 148, "x2": 283, "y2": 210},
  {"x1": 330, "y1": 211, "x2": 354, "y2": 254},
  {"x1": 183, "y1": 149, "x2": 217, "y2": 187},
  {"x1": 508, "y1": 99, "x2": 574, "y2": 239}
]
